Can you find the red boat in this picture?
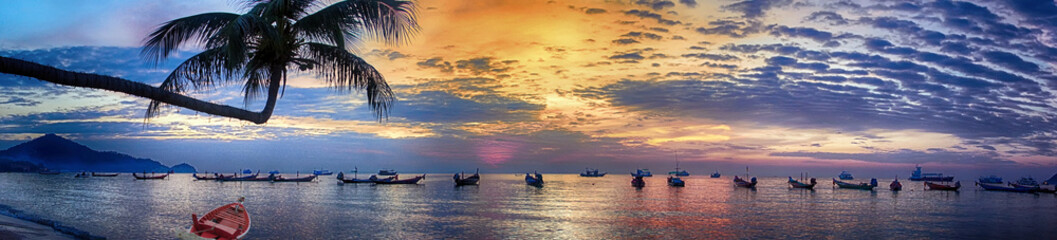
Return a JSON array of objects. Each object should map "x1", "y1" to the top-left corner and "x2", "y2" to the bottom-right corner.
[
  {"x1": 924, "y1": 181, "x2": 961, "y2": 191},
  {"x1": 180, "y1": 198, "x2": 250, "y2": 240},
  {"x1": 133, "y1": 172, "x2": 169, "y2": 180}
]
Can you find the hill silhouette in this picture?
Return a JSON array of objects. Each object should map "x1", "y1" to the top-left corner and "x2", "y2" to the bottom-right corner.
[{"x1": 0, "y1": 134, "x2": 192, "y2": 172}]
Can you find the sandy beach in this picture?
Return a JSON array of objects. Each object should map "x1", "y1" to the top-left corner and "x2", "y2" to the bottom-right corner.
[{"x1": 0, "y1": 213, "x2": 73, "y2": 240}]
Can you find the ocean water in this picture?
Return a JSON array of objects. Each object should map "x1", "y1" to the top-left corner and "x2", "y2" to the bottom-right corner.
[{"x1": 0, "y1": 173, "x2": 1055, "y2": 239}]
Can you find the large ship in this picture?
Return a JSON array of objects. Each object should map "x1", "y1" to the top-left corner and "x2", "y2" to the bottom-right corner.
[{"x1": 908, "y1": 165, "x2": 954, "y2": 181}]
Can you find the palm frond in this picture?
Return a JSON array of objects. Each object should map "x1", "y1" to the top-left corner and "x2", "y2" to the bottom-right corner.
[
  {"x1": 204, "y1": 13, "x2": 276, "y2": 70},
  {"x1": 141, "y1": 13, "x2": 240, "y2": 64},
  {"x1": 292, "y1": 2, "x2": 364, "y2": 49},
  {"x1": 301, "y1": 42, "x2": 394, "y2": 119},
  {"x1": 295, "y1": 0, "x2": 418, "y2": 46},
  {"x1": 145, "y1": 48, "x2": 239, "y2": 119}
]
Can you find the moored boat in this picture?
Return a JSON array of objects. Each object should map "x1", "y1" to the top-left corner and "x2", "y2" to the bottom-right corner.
[
  {"x1": 92, "y1": 172, "x2": 119, "y2": 177},
  {"x1": 668, "y1": 158, "x2": 689, "y2": 176},
  {"x1": 378, "y1": 169, "x2": 397, "y2": 176},
  {"x1": 710, "y1": 171, "x2": 720, "y2": 178},
  {"x1": 788, "y1": 177, "x2": 817, "y2": 189},
  {"x1": 580, "y1": 168, "x2": 606, "y2": 177},
  {"x1": 218, "y1": 172, "x2": 261, "y2": 182},
  {"x1": 373, "y1": 174, "x2": 424, "y2": 184},
  {"x1": 242, "y1": 169, "x2": 253, "y2": 174},
  {"x1": 454, "y1": 169, "x2": 480, "y2": 186},
  {"x1": 833, "y1": 178, "x2": 877, "y2": 190},
  {"x1": 838, "y1": 171, "x2": 854, "y2": 180},
  {"x1": 924, "y1": 181, "x2": 961, "y2": 191},
  {"x1": 75, "y1": 172, "x2": 89, "y2": 178},
  {"x1": 272, "y1": 174, "x2": 316, "y2": 182},
  {"x1": 525, "y1": 172, "x2": 544, "y2": 187},
  {"x1": 631, "y1": 169, "x2": 653, "y2": 177},
  {"x1": 978, "y1": 175, "x2": 1003, "y2": 184},
  {"x1": 337, "y1": 168, "x2": 376, "y2": 183},
  {"x1": 977, "y1": 182, "x2": 1037, "y2": 193},
  {"x1": 133, "y1": 172, "x2": 169, "y2": 180},
  {"x1": 178, "y1": 197, "x2": 250, "y2": 240},
  {"x1": 890, "y1": 179, "x2": 902, "y2": 191},
  {"x1": 631, "y1": 175, "x2": 645, "y2": 188},
  {"x1": 908, "y1": 165, "x2": 954, "y2": 181},
  {"x1": 667, "y1": 176, "x2": 685, "y2": 187},
  {"x1": 733, "y1": 176, "x2": 757, "y2": 188}
]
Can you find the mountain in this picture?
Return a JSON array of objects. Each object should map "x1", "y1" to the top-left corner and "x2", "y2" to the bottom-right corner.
[
  {"x1": 0, "y1": 134, "x2": 191, "y2": 172},
  {"x1": 0, "y1": 158, "x2": 46, "y2": 172},
  {"x1": 170, "y1": 163, "x2": 197, "y2": 173}
]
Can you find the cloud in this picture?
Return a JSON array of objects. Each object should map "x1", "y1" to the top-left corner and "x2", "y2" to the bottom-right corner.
[
  {"x1": 695, "y1": 20, "x2": 761, "y2": 38},
  {"x1": 771, "y1": 149, "x2": 1014, "y2": 165},
  {"x1": 768, "y1": 25, "x2": 834, "y2": 43},
  {"x1": 584, "y1": 8, "x2": 607, "y2": 14},
  {"x1": 681, "y1": 53, "x2": 739, "y2": 61},
  {"x1": 623, "y1": 9, "x2": 682, "y2": 26},
  {"x1": 722, "y1": 0, "x2": 790, "y2": 19}
]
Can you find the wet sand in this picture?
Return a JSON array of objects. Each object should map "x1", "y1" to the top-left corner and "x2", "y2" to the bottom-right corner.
[{"x1": 0, "y1": 214, "x2": 72, "y2": 240}]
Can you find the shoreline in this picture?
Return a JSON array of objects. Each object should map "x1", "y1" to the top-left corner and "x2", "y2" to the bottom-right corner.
[{"x1": 0, "y1": 204, "x2": 104, "y2": 240}]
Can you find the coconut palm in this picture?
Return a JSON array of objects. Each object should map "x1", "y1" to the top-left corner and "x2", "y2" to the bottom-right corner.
[{"x1": 0, "y1": 0, "x2": 417, "y2": 124}]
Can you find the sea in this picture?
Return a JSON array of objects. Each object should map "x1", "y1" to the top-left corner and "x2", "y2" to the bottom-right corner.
[{"x1": 0, "y1": 173, "x2": 1055, "y2": 239}]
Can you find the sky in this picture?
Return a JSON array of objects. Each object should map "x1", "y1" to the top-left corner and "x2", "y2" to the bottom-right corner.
[{"x1": 2, "y1": 0, "x2": 1057, "y2": 177}]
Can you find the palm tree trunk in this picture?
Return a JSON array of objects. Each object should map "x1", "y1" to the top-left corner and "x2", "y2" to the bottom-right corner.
[{"x1": 0, "y1": 56, "x2": 273, "y2": 124}]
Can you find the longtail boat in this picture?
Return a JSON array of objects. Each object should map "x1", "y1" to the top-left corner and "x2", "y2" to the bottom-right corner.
[
  {"x1": 734, "y1": 176, "x2": 757, "y2": 188},
  {"x1": 454, "y1": 169, "x2": 480, "y2": 186},
  {"x1": 925, "y1": 181, "x2": 961, "y2": 191},
  {"x1": 336, "y1": 169, "x2": 377, "y2": 184},
  {"x1": 890, "y1": 179, "x2": 903, "y2": 191},
  {"x1": 92, "y1": 172, "x2": 119, "y2": 177},
  {"x1": 133, "y1": 172, "x2": 169, "y2": 180},
  {"x1": 525, "y1": 172, "x2": 544, "y2": 187},
  {"x1": 631, "y1": 175, "x2": 645, "y2": 188},
  {"x1": 788, "y1": 177, "x2": 816, "y2": 189},
  {"x1": 374, "y1": 174, "x2": 424, "y2": 184},
  {"x1": 977, "y1": 182, "x2": 1037, "y2": 193},
  {"x1": 272, "y1": 174, "x2": 316, "y2": 182},
  {"x1": 833, "y1": 178, "x2": 877, "y2": 190},
  {"x1": 667, "y1": 176, "x2": 685, "y2": 187},
  {"x1": 178, "y1": 197, "x2": 250, "y2": 240},
  {"x1": 218, "y1": 173, "x2": 261, "y2": 182}
]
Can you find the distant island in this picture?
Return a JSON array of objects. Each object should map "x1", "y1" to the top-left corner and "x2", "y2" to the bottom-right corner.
[{"x1": 0, "y1": 134, "x2": 195, "y2": 173}]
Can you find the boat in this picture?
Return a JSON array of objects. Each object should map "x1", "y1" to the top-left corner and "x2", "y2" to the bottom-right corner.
[
  {"x1": 631, "y1": 175, "x2": 645, "y2": 188},
  {"x1": 838, "y1": 171, "x2": 854, "y2": 180},
  {"x1": 74, "y1": 172, "x2": 89, "y2": 178},
  {"x1": 788, "y1": 176, "x2": 817, "y2": 189},
  {"x1": 193, "y1": 172, "x2": 220, "y2": 180},
  {"x1": 890, "y1": 178, "x2": 902, "y2": 191},
  {"x1": 218, "y1": 172, "x2": 261, "y2": 182},
  {"x1": 668, "y1": 156, "x2": 689, "y2": 176},
  {"x1": 179, "y1": 197, "x2": 250, "y2": 240},
  {"x1": 833, "y1": 178, "x2": 877, "y2": 190},
  {"x1": 579, "y1": 168, "x2": 606, "y2": 177},
  {"x1": 373, "y1": 174, "x2": 424, "y2": 184},
  {"x1": 272, "y1": 174, "x2": 316, "y2": 182},
  {"x1": 268, "y1": 170, "x2": 280, "y2": 175},
  {"x1": 710, "y1": 171, "x2": 720, "y2": 178},
  {"x1": 312, "y1": 169, "x2": 333, "y2": 176},
  {"x1": 242, "y1": 169, "x2": 253, "y2": 174},
  {"x1": 908, "y1": 165, "x2": 954, "y2": 181},
  {"x1": 38, "y1": 170, "x2": 61, "y2": 175},
  {"x1": 977, "y1": 182, "x2": 1037, "y2": 193},
  {"x1": 978, "y1": 175, "x2": 1003, "y2": 184},
  {"x1": 631, "y1": 169, "x2": 653, "y2": 177},
  {"x1": 667, "y1": 176, "x2": 685, "y2": 187},
  {"x1": 337, "y1": 168, "x2": 377, "y2": 183},
  {"x1": 733, "y1": 176, "x2": 757, "y2": 188},
  {"x1": 133, "y1": 172, "x2": 169, "y2": 180},
  {"x1": 924, "y1": 181, "x2": 961, "y2": 191},
  {"x1": 525, "y1": 172, "x2": 544, "y2": 187},
  {"x1": 1046, "y1": 173, "x2": 1057, "y2": 185},
  {"x1": 454, "y1": 169, "x2": 480, "y2": 186},
  {"x1": 91, "y1": 172, "x2": 119, "y2": 177},
  {"x1": 378, "y1": 169, "x2": 397, "y2": 176},
  {"x1": 1009, "y1": 177, "x2": 1045, "y2": 192}
]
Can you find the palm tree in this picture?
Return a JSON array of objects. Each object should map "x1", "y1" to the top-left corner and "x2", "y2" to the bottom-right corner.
[{"x1": 0, "y1": 0, "x2": 417, "y2": 124}]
